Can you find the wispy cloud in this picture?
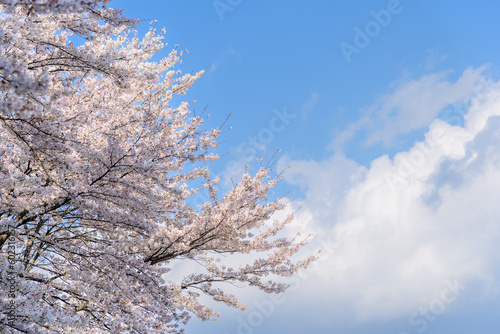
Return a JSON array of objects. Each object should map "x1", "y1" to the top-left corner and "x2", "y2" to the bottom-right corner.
[
  {"x1": 300, "y1": 93, "x2": 319, "y2": 119},
  {"x1": 332, "y1": 66, "x2": 488, "y2": 150}
]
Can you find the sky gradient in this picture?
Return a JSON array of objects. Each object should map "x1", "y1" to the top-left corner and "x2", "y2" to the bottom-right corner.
[{"x1": 111, "y1": 1, "x2": 500, "y2": 333}]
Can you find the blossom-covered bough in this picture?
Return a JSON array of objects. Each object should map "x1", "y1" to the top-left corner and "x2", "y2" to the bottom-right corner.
[{"x1": 0, "y1": 1, "x2": 315, "y2": 332}]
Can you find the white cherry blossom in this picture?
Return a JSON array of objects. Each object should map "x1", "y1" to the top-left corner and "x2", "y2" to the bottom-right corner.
[{"x1": 0, "y1": 1, "x2": 315, "y2": 333}]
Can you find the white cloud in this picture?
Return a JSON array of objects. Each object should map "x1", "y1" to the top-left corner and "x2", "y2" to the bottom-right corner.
[
  {"x1": 300, "y1": 93, "x2": 319, "y2": 119},
  {"x1": 277, "y1": 73, "x2": 500, "y2": 322},
  {"x1": 332, "y1": 66, "x2": 489, "y2": 150}
]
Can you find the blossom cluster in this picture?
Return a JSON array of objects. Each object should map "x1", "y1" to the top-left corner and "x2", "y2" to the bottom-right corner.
[{"x1": 0, "y1": 1, "x2": 315, "y2": 332}]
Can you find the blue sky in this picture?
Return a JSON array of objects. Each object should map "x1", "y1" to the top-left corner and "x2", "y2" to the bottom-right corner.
[{"x1": 111, "y1": 1, "x2": 500, "y2": 333}]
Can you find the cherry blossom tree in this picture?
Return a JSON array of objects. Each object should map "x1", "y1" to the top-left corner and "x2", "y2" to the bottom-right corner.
[{"x1": 0, "y1": 1, "x2": 315, "y2": 332}]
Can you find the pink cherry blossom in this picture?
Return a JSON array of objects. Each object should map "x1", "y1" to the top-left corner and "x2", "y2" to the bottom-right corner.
[{"x1": 0, "y1": 1, "x2": 316, "y2": 332}]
